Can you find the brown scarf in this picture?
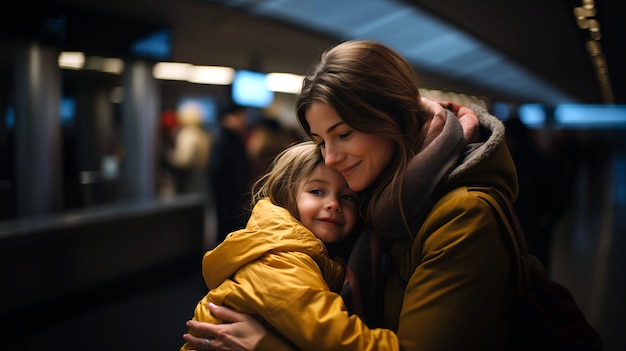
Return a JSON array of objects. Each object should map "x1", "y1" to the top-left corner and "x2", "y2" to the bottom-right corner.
[{"x1": 374, "y1": 106, "x2": 467, "y2": 238}]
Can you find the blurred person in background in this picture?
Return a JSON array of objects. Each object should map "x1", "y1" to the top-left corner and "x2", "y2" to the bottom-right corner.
[
  {"x1": 164, "y1": 103, "x2": 212, "y2": 195},
  {"x1": 246, "y1": 115, "x2": 303, "y2": 183},
  {"x1": 157, "y1": 109, "x2": 180, "y2": 197},
  {"x1": 503, "y1": 114, "x2": 566, "y2": 270},
  {"x1": 207, "y1": 102, "x2": 252, "y2": 245}
]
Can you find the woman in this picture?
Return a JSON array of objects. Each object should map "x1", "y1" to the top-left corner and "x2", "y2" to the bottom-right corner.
[{"x1": 184, "y1": 40, "x2": 519, "y2": 350}]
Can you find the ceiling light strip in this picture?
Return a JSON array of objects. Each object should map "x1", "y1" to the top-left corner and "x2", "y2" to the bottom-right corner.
[{"x1": 573, "y1": 0, "x2": 614, "y2": 104}]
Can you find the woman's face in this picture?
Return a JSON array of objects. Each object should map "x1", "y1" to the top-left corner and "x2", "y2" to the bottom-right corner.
[{"x1": 305, "y1": 102, "x2": 394, "y2": 192}]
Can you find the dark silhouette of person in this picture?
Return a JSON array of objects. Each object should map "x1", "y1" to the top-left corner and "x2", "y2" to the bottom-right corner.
[
  {"x1": 246, "y1": 116, "x2": 303, "y2": 183},
  {"x1": 504, "y1": 115, "x2": 566, "y2": 270},
  {"x1": 207, "y1": 103, "x2": 252, "y2": 245}
]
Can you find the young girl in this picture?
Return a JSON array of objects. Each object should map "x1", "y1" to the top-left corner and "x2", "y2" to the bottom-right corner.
[{"x1": 181, "y1": 141, "x2": 400, "y2": 351}]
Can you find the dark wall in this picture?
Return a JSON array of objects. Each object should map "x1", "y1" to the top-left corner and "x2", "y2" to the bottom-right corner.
[{"x1": 0, "y1": 195, "x2": 206, "y2": 350}]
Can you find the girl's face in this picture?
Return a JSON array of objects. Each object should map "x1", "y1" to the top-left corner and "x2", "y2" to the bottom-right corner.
[
  {"x1": 296, "y1": 164, "x2": 359, "y2": 243},
  {"x1": 306, "y1": 102, "x2": 394, "y2": 192}
]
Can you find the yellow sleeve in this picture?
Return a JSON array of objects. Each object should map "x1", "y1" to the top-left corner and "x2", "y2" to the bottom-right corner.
[
  {"x1": 220, "y1": 251, "x2": 399, "y2": 351},
  {"x1": 255, "y1": 330, "x2": 297, "y2": 351}
]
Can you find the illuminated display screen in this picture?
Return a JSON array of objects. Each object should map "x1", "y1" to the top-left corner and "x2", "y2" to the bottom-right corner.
[{"x1": 231, "y1": 70, "x2": 274, "y2": 108}]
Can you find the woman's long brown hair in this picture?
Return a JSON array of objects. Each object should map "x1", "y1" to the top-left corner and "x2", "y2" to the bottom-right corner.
[{"x1": 296, "y1": 40, "x2": 431, "y2": 231}]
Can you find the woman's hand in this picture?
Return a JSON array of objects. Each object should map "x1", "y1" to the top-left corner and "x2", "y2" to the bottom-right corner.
[{"x1": 183, "y1": 303, "x2": 267, "y2": 351}]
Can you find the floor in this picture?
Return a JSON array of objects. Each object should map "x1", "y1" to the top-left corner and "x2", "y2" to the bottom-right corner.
[
  {"x1": 0, "y1": 259, "x2": 206, "y2": 351},
  {"x1": 548, "y1": 129, "x2": 626, "y2": 351}
]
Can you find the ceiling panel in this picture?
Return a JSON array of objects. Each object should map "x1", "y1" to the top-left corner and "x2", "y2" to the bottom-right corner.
[
  {"x1": 215, "y1": 0, "x2": 579, "y2": 105},
  {"x1": 13, "y1": 0, "x2": 622, "y2": 105}
]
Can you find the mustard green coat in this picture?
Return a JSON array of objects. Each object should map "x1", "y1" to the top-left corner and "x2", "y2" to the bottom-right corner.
[
  {"x1": 384, "y1": 144, "x2": 518, "y2": 350},
  {"x1": 374, "y1": 106, "x2": 519, "y2": 350},
  {"x1": 181, "y1": 198, "x2": 399, "y2": 351}
]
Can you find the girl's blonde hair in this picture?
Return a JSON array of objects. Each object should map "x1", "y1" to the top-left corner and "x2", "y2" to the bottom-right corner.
[
  {"x1": 296, "y1": 40, "x2": 430, "y2": 230},
  {"x1": 250, "y1": 140, "x2": 324, "y2": 220}
]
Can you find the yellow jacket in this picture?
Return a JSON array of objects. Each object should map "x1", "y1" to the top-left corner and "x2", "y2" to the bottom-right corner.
[{"x1": 180, "y1": 198, "x2": 399, "y2": 351}]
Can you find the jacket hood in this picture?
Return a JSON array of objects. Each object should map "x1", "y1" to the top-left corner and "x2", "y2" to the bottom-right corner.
[
  {"x1": 447, "y1": 103, "x2": 519, "y2": 201},
  {"x1": 202, "y1": 198, "x2": 335, "y2": 289},
  {"x1": 374, "y1": 101, "x2": 518, "y2": 238}
]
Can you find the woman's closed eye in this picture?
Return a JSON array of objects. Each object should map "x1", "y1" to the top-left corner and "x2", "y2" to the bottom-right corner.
[
  {"x1": 311, "y1": 138, "x2": 325, "y2": 149},
  {"x1": 311, "y1": 130, "x2": 352, "y2": 149},
  {"x1": 338, "y1": 131, "x2": 352, "y2": 140}
]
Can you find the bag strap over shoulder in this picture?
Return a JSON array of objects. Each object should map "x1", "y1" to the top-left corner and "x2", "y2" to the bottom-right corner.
[
  {"x1": 469, "y1": 186, "x2": 531, "y2": 298},
  {"x1": 470, "y1": 186, "x2": 604, "y2": 351}
]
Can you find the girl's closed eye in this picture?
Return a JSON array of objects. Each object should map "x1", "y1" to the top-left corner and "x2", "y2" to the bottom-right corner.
[{"x1": 341, "y1": 193, "x2": 357, "y2": 201}]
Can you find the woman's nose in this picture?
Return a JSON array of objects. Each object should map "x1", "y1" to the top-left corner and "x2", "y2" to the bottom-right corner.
[{"x1": 323, "y1": 144, "x2": 343, "y2": 167}]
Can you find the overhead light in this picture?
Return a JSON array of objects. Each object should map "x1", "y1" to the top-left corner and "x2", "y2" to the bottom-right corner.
[
  {"x1": 265, "y1": 73, "x2": 304, "y2": 94},
  {"x1": 573, "y1": 6, "x2": 595, "y2": 20},
  {"x1": 58, "y1": 51, "x2": 85, "y2": 70},
  {"x1": 188, "y1": 66, "x2": 235, "y2": 85},
  {"x1": 572, "y1": 0, "x2": 613, "y2": 103},
  {"x1": 100, "y1": 58, "x2": 124, "y2": 74},
  {"x1": 153, "y1": 62, "x2": 192, "y2": 80},
  {"x1": 83, "y1": 56, "x2": 124, "y2": 74}
]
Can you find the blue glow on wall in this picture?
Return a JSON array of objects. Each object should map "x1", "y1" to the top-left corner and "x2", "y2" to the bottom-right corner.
[
  {"x1": 555, "y1": 104, "x2": 626, "y2": 128},
  {"x1": 131, "y1": 29, "x2": 171, "y2": 60},
  {"x1": 5, "y1": 106, "x2": 14, "y2": 129},
  {"x1": 518, "y1": 104, "x2": 546, "y2": 127},
  {"x1": 492, "y1": 101, "x2": 511, "y2": 120},
  {"x1": 60, "y1": 97, "x2": 75, "y2": 126}
]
